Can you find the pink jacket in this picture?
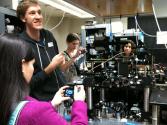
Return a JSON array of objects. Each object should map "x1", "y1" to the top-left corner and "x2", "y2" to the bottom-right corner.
[{"x1": 17, "y1": 96, "x2": 88, "y2": 125}]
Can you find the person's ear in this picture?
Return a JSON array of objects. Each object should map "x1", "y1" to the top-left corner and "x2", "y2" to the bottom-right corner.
[
  {"x1": 21, "y1": 16, "x2": 26, "y2": 23},
  {"x1": 22, "y1": 59, "x2": 26, "y2": 73}
]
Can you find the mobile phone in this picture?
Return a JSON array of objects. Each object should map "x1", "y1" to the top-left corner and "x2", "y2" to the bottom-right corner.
[
  {"x1": 64, "y1": 87, "x2": 74, "y2": 98},
  {"x1": 78, "y1": 47, "x2": 87, "y2": 54}
]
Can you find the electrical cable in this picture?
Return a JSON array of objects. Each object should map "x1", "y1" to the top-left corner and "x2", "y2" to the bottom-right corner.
[
  {"x1": 135, "y1": 16, "x2": 139, "y2": 46},
  {"x1": 44, "y1": 7, "x2": 54, "y2": 27},
  {"x1": 49, "y1": 11, "x2": 66, "y2": 31},
  {"x1": 152, "y1": 1, "x2": 161, "y2": 32},
  {"x1": 109, "y1": 0, "x2": 112, "y2": 42},
  {"x1": 135, "y1": 16, "x2": 156, "y2": 38},
  {"x1": 89, "y1": 52, "x2": 125, "y2": 72},
  {"x1": 43, "y1": 5, "x2": 49, "y2": 24}
]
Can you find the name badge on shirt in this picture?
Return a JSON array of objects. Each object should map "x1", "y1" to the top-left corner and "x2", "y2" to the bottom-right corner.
[{"x1": 48, "y1": 42, "x2": 54, "y2": 47}]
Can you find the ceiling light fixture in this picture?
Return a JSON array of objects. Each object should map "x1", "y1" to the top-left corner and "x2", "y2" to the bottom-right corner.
[{"x1": 39, "y1": 0, "x2": 95, "y2": 18}]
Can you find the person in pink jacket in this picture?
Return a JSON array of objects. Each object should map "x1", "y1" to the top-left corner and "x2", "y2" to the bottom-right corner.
[{"x1": 0, "y1": 33, "x2": 88, "y2": 125}]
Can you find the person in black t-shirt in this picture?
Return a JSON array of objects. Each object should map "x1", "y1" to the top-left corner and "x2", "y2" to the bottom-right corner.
[{"x1": 16, "y1": 0, "x2": 66, "y2": 101}]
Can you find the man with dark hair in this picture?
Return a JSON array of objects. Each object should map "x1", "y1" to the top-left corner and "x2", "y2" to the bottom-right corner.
[{"x1": 121, "y1": 40, "x2": 135, "y2": 57}]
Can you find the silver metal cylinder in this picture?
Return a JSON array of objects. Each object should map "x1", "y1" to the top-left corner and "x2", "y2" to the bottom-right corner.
[
  {"x1": 100, "y1": 88, "x2": 105, "y2": 102},
  {"x1": 144, "y1": 87, "x2": 150, "y2": 112},
  {"x1": 87, "y1": 87, "x2": 93, "y2": 110},
  {"x1": 152, "y1": 105, "x2": 160, "y2": 125}
]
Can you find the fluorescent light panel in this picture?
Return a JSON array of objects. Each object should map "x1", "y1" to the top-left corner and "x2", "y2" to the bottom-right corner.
[
  {"x1": 157, "y1": 31, "x2": 167, "y2": 44},
  {"x1": 39, "y1": 0, "x2": 95, "y2": 18}
]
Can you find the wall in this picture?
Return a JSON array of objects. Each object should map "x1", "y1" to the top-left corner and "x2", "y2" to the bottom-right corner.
[
  {"x1": 153, "y1": 0, "x2": 167, "y2": 18},
  {"x1": 0, "y1": 0, "x2": 19, "y2": 10},
  {"x1": 43, "y1": 16, "x2": 87, "y2": 52},
  {"x1": 43, "y1": 16, "x2": 128, "y2": 52}
]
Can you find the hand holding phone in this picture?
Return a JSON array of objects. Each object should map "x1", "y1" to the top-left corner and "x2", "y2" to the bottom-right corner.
[
  {"x1": 51, "y1": 86, "x2": 71, "y2": 108},
  {"x1": 74, "y1": 85, "x2": 85, "y2": 101},
  {"x1": 79, "y1": 48, "x2": 87, "y2": 54}
]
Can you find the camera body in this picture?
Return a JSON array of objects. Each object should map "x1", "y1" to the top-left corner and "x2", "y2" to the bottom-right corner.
[{"x1": 64, "y1": 76, "x2": 84, "y2": 98}]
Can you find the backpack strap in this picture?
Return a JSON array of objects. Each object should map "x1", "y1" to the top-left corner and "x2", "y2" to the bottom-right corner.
[{"x1": 8, "y1": 101, "x2": 28, "y2": 125}]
